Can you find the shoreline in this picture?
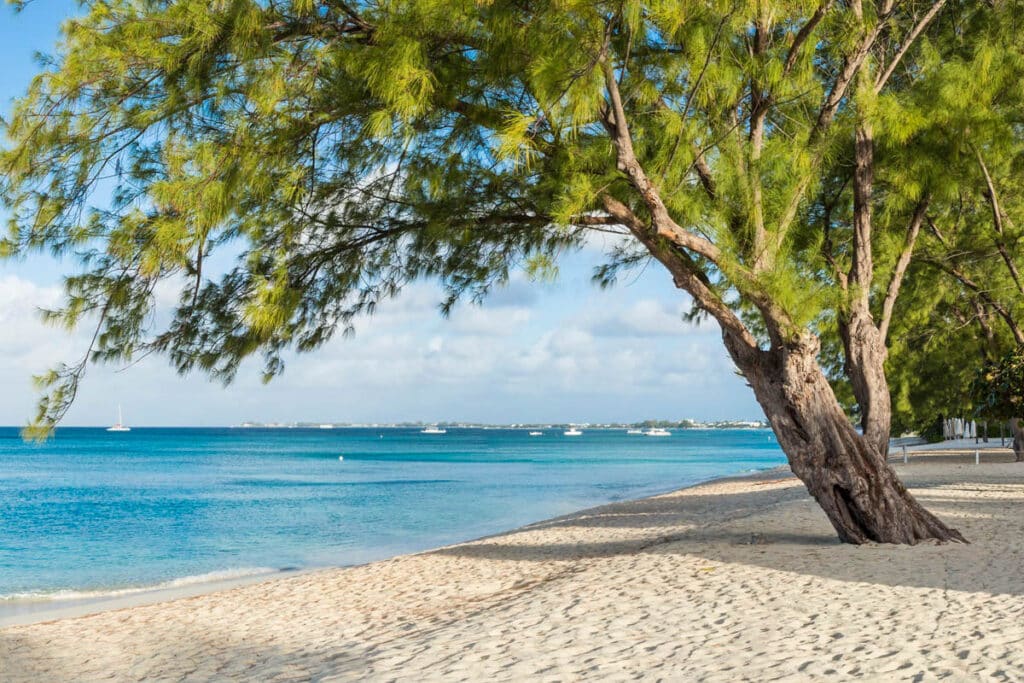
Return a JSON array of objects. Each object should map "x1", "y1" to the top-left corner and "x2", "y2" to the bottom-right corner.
[
  {"x1": 0, "y1": 568, "x2": 312, "y2": 629},
  {"x1": 0, "y1": 462, "x2": 792, "y2": 629},
  {"x1": 0, "y1": 438, "x2": 1008, "y2": 630},
  {"x1": 4, "y1": 445, "x2": 1022, "y2": 681}
]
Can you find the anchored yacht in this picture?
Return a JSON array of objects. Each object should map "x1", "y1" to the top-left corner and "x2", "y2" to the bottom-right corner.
[{"x1": 420, "y1": 426, "x2": 447, "y2": 434}]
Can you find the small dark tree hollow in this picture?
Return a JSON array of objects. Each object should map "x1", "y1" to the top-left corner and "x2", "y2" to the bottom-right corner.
[{"x1": 727, "y1": 333, "x2": 967, "y2": 545}]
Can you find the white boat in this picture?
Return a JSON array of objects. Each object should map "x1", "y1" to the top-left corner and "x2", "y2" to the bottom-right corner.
[
  {"x1": 319, "y1": 424, "x2": 334, "y2": 429},
  {"x1": 626, "y1": 429, "x2": 643, "y2": 435},
  {"x1": 644, "y1": 428, "x2": 671, "y2": 437},
  {"x1": 529, "y1": 431, "x2": 544, "y2": 436},
  {"x1": 421, "y1": 426, "x2": 447, "y2": 434},
  {"x1": 106, "y1": 405, "x2": 131, "y2": 432},
  {"x1": 563, "y1": 428, "x2": 583, "y2": 436}
]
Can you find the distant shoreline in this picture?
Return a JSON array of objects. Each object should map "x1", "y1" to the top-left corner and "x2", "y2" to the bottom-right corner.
[
  {"x1": 0, "y1": 423, "x2": 771, "y2": 430},
  {"x1": 233, "y1": 421, "x2": 771, "y2": 430}
]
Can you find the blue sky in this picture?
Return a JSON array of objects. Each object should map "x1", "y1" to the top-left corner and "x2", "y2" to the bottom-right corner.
[{"x1": 0, "y1": 2, "x2": 762, "y2": 426}]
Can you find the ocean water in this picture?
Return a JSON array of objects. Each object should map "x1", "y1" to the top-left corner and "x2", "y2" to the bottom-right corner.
[{"x1": 0, "y1": 427, "x2": 785, "y2": 603}]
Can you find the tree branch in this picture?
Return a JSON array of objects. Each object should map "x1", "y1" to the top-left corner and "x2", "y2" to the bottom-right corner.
[
  {"x1": 600, "y1": 195, "x2": 760, "y2": 353},
  {"x1": 772, "y1": 1, "x2": 892, "y2": 268},
  {"x1": 878, "y1": 196, "x2": 929, "y2": 343},
  {"x1": 969, "y1": 296, "x2": 998, "y2": 359},
  {"x1": 972, "y1": 142, "x2": 1024, "y2": 296},
  {"x1": 926, "y1": 217, "x2": 1024, "y2": 345},
  {"x1": 784, "y1": 0, "x2": 836, "y2": 75},
  {"x1": 749, "y1": 6, "x2": 771, "y2": 271},
  {"x1": 604, "y1": 64, "x2": 799, "y2": 346},
  {"x1": 874, "y1": 0, "x2": 948, "y2": 93},
  {"x1": 599, "y1": 62, "x2": 723, "y2": 265},
  {"x1": 811, "y1": 0, "x2": 893, "y2": 140}
]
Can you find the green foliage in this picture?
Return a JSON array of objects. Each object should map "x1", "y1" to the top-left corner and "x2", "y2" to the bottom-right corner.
[
  {"x1": 814, "y1": 4, "x2": 1024, "y2": 431},
  {"x1": 972, "y1": 347, "x2": 1024, "y2": 421},
  {"x1": 3, "y1": 0, "x2": 1022, "y2": 435}
]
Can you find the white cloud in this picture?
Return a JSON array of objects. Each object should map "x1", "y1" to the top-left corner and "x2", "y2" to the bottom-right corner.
[
  {"x1": 0, "y1": 275, "x2": 86, "y2": 371},
  {"x1": 0, "y1": 251, "x2": 764, "y2": 426},
  {"x1": 447, "y1": 304, "x2": 532, "y2": 336},
  {"x1": 583, "y1": 298, "x2": 714, "y2": 338},
  {"x1": 0, "y1": 276, "x2": 79, "y2": 419}
]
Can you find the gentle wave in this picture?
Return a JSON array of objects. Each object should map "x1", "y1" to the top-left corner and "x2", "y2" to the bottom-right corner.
[{"x1": 0, "y1": 567, "x2": 281, "y2": 603}]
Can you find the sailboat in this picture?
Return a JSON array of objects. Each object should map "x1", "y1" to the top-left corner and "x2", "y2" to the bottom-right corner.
[{"x1": 107, "y1": 405, "x2": 131, "y2": 432}]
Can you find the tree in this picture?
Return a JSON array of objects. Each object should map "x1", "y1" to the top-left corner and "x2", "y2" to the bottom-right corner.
[
  {"x1": 8, "y1": 0, "x2": 1008, "y2": 543},
  {"x1": 870, "y1": 22, "x2": 1024, "y2": 444},
  {"x1": 973, "y1": 347, "x2": 1024, "y2": 461}
]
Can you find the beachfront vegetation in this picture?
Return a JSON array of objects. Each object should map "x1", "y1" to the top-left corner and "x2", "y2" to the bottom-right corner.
[
  {"x1": 973, "y1": 347, "x2": 1024, "y2": 461},
  {"x1": 847, "y1": 64, "x2": 1024, "y2": 442},
  {"x1": 3, "y1": 0, "x2": 1022, "y2": 543}
]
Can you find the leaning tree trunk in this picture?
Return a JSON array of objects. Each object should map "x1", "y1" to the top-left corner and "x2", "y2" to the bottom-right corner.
[
  {"x1": 1011, "y1": 419, "x2": 1024, "y2": 462},
  {"x1": 724, "y1": 331, "x2": 966, "y2": 544}
]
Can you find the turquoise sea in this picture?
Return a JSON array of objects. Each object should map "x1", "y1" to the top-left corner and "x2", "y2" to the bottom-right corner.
[{"x1": 0, "y1": 427, "x2": 784, "y2": 606}]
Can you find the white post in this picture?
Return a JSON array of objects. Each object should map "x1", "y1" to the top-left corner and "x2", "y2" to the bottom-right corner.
[
  {"x1": 975, "y1": 449, "x2": 980, "y2": 465},
  {"x1": 903, "y1": 445, "x2": 908, "y2": 464}
]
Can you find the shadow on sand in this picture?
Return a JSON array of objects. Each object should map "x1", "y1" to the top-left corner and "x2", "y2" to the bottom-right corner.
[{"x1": 429, "y1": 453, "x2": 1024, "y2": 597}]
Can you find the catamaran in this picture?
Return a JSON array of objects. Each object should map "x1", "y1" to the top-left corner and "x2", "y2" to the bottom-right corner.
[
  {"x1": 563, "y1": 427, "x2": 583, "y2": 436},
  {"x1": 107, "y1": 405, "x2": 131, "y2": 432},
  {"x1": 644, "y1": 427, "x2": 671, "y2": 437}
]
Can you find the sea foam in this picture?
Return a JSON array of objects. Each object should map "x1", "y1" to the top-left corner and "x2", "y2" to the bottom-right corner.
[{"x1": 0, "y1": 567, "x2": 281, "y2": 603}]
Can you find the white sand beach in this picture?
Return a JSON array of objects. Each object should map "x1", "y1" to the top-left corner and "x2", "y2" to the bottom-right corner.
[{"x1": 2, "y1": 447, "x2": 1023, "y2": 681}]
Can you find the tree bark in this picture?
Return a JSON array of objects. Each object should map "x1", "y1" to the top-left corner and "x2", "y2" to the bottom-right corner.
[
  {"x1": 839, "y1": 306, "x2": 892, "y2": 457},
  {"x1": 843, "y1": 108, "x2": 891, "y2": 458},
  {"x1": 1011, "y1": 418, "x2": 1024, "y2": 462},
  {"x1": 723, "y1": 330, "x2": 967, "y2": 544}
]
